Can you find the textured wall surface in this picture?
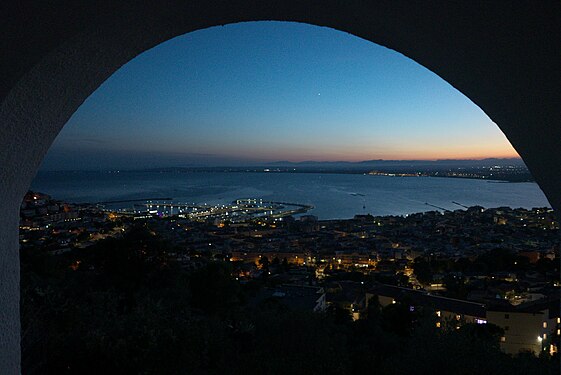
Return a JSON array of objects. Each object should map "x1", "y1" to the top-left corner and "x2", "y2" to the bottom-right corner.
[
  {"x1": 1, "y1": 1, "x2": 559, "y2": 373},
  {"x1": 0, "y1": 198, "x2": 20, "y2": 373}
]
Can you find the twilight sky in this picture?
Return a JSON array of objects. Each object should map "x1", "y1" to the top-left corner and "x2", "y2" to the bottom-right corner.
[{"x1": 41, "y1": 21, "x2": 519, "y2": 170}]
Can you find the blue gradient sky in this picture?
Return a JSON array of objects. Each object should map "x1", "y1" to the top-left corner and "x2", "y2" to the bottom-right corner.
[{"x1": 41, "y1": 21, "x2": 518, "y2": 170}]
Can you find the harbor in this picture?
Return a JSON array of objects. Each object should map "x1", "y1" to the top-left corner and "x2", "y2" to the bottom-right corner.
[{"x1": 98, "y1": 198, "x2": 314, "y2": 223}]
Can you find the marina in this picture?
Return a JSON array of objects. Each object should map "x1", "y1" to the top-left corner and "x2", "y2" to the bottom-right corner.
[{"x1": 100, "y1": 198, "x2": 314, "y2": 222}]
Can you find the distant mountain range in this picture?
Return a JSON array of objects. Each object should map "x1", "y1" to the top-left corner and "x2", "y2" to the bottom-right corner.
[
  {"x1": 129, "y1": 158, "x2": 526, "y2": 173},
  {"x1": 267, "y1": 158, "x2": 526, "y2": 168},
  {"x1": 43, "y1": 157, "x2": 526, "y2": 174}
]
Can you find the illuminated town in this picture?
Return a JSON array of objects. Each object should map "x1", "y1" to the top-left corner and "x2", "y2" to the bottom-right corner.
[{"x1": 20, "y1": 190, "x2": 560, "y2": 357}]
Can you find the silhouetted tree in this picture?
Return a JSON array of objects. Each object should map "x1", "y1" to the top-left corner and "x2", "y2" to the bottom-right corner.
[{"x1": 413, "y1": 257, "x2": 433, "y2": 284}]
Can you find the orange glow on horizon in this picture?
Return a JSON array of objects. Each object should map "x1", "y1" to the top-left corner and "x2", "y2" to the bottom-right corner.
[
  {"x1": 279, "y1": 153, "x2": 521, "y2": 163},
  {"x1": 225, "y1": 139, "x2": 521, "y2": 163},
  {"x1": 240, "y1": 149, "x2": 521, "y2": 163}
]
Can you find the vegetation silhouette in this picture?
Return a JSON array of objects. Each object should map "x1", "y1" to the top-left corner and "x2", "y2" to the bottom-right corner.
[{"x1": 21, "y1": 225, "x2": 558, "y2": 374}]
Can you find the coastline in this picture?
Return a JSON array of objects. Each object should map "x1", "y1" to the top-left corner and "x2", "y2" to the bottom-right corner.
[{"x1": 36, "y1": 166, "x2": 534, "y2": 183}]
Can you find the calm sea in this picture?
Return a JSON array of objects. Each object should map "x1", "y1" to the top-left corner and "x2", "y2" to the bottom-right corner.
[{"x1": 31, "y1": 171, "x2": 550, "y2": 219}]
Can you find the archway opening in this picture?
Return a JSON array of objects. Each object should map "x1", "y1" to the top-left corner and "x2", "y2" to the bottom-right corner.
[{"x1": 19, "y1": 21, "x2": 559, "y2": 374}]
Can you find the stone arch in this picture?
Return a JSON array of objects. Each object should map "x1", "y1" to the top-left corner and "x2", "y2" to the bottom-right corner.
[{"x1": 1, "y1": 1, "x2": 559, "y2": 373}]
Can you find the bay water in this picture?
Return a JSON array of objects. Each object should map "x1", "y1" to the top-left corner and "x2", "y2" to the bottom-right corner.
[{"x1": 31, "y1": 171, "x2": 550, "y2": 219}]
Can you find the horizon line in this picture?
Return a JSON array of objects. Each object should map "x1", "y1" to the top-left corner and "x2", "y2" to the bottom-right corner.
[{"x1": 38, "y1": 156, "x2": 526, "y2": 172}]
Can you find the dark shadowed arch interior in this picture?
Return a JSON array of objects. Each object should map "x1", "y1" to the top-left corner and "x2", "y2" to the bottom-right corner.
[{"x1": 1, "y1": 1, "x2": 559, "y2": 373}]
